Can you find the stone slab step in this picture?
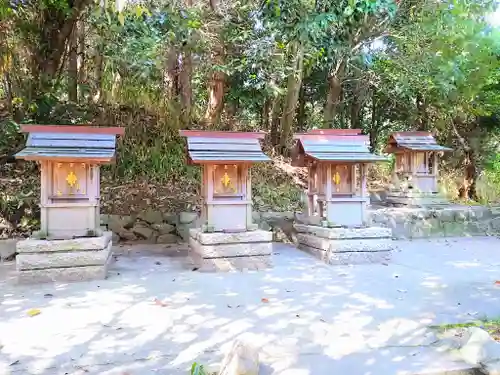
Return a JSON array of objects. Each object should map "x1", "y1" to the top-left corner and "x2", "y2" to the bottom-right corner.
[
  {"x1": 298, "y1": 243, "x2": 392, "y2": 265},
  {"x1": 297, "y1": 233, "x2": 395, "y2": 252},
  {"x1": 16, "y1": 264, "x2": 109, "y2": 284},
  {"x1": 188, "y1": 252, "x2": 272, "y2": 272},
  {"x1": 189, "y1": 228, "x2": 273, "y2": 245},
  {"x1": 294, "y1": 224, "x2": 392, "y2": 239},
  {"x1": 17, "y1": 242, "x2": 111, "y2": 270},
  {"x1": 189, "y1": 237, "x2": 272, "y2": 258}
]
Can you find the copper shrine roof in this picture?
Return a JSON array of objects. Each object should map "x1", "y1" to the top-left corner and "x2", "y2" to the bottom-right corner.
[
  {"x1": 179, "y1": 130, "x2": 270, "y2": 163},
  {"x1": 15, "y1": 125, "x2": 124, "y2": 163},
  {"x1": 293, "y1": 129, "x2": 388, "y2": 163},
  {"x1": 386, "y1": 132, "x2": 452, "y2": 152}
]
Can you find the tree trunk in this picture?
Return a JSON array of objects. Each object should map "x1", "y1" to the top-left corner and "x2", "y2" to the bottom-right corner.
[
  {"x1": 323, "y1": 60, "x2": 345, "y2": 128},
  {"x1": 296, "y1": 84, "x2": 306, "y2": 132},
  {"x1": 163, "y1": 46, "x2": 178, "y2": 100},
  {"x1": 29, "y1": 0, "x2": 92, "y2": 99},
  {"x1": 416, "y1": 92, "x2": 427, "y2": 130},
  {"x1": 203, "y1": 48, "x2": 225, "y2": 127},
  {"x1": 270, "y1": 96, "x2": 282, "y2": 148},
  {"x1": 261, "y1": 98, "x2": 271, "y2": 130},
  {"x1": 369, "y1": 94, "x2": 378, "y2": 152},
  {"x1": 203, "y1": 0, "x2": 225, "y2": 127},
  {"x1": 92, "y1": 41, "x2": 104, "y2": 104},
  {"x1": 68, "y1": 26, "x2": 78, "y2": 102},
  {"x1": 179, "y1": 49, "x2": 192, "y2": 126},
  {"x1": 279, "y1": 42, "x2": 304, "y2": 154},
  {"x1": 458, "y1": 150, "x2": 479, "y2": 200},
  {"x1": 2, "y1": 72, "x2": 13, "y2": 114},
  {"x1": 77, "y1": 19, "x2": 85, "y2": 100}
]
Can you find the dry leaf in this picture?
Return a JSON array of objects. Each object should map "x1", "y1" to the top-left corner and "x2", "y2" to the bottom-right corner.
[
  {"x1": 153, "y1": 298, "x2": 167, "y2": 307},
  {"x1": 27, "y1": 308, "x2": 41, "y2": 317},
  {"x1": 261, "y1": 298, "x2": 269, "y2": 303},
  {"x1": 495, "y1": 281, "x2": 500, "y2": 285}
]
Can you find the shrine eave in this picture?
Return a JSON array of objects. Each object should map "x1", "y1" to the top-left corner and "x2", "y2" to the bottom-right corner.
[
  {"x1": 306, "y1": 152, "x2": 388, "y2": 162},
  {"x1": 387, "y1": 132, "x2": 452, "y2": 152},
  {"x1": 15, "y1": 130, "x2": 119, "y2": 164},
  {"x1": 181, "y1": 133, "x2": 270, "y2": 164}
]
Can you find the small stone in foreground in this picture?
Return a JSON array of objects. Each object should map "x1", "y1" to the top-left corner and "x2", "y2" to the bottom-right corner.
[
  {"x1": 219, "y1": 338, "x2": 259, "y2": 375},
  {"x1": 459, "y1": 327, "x2": 500, "y2": 365}
]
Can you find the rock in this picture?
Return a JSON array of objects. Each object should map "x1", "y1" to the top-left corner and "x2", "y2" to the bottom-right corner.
[
  {"x1": 156, "y1": 234, "x2": 179, "y2": 244},
  {"x1": 100, "y1": 214, "x2": 111, "y2": 226},
  {"x1": 484, "y1": 359, "x2": 500, "y2": 375},
  {"x1": 0, "y1": 239, "x2": 17, "y2": 260},
  {"x1": 108, "y1": 215, "x2": 135, "y2": 232},
  {"x1": 459, "y1": 327, "x2": 500, "y2": 365},
  {"x1": 111, "y1": 232, "x2": 120, "y2": 243},
  {"x1": 260, "y1": 221, "x2": 271, "y2": 231},
  {"x1": 252, "y1": 211, "x2": 261, "y2": 224},
  {"x1": 261, "y1": 211, "x2": 294, "y2": 221},
  {"x1": 118, "y1": 229, "x2": 137, "y2": 241},
  {"x1": 179, "y1": 212, "x2": 198, "y2": 224},
  {"x1": 163, "y1": 212, "x2": 178, "y2": 225},
  {"x1": 153, "y1": 223, "x2": 175, "y2": 234},
  {"x1": 132, "y1": 225, "x2": 155, "y2": 240},
  {"x1": 177, "y1": 217, "x2": 203, "y2": 241},
  {"x1": 219, "y1": 338, "x2": 259, "y2": 375},
  {"x1": 138, "y1": 209, "x2": 163, "y2": 225}
]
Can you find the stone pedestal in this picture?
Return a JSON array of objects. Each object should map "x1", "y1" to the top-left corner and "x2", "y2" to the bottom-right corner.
[
  {"x1": 188, "y1": 228, "x2": 273, "y2": 272},
  {"x1": 294, "y1": 224, "x2": 394, "y2": 265},
  {"x1": 16, "y1": 231, "x2": 113, "y2": 284}
]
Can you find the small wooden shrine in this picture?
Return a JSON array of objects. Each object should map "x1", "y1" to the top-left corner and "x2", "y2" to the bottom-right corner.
[
  {"x1": 15, "y1": 125, "x2": 124, "y2": 239},
  {"x1": 292, "y1": 129, "x2": 387, "y2": 227},
  {"x1": 180, "y1": 130, "x2": 273, "y2": 271},
  {"x1": 385, "y1": 131, "x2": 452, "y2": 205}
]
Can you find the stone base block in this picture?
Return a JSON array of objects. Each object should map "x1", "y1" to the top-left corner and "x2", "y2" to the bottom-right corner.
[
  {"x1": 188, "y1": 229, "x2": 273, "y2": 272},
  {"x1": 17, "y1": 264, "x2": 110, "y2": 284},
  {"x1": 15, "y1": 231, "x2": 113, "y2": 284},
  {"x1": 189, "y1": 251, "x2": 272, "y2": 272},
  {"x1": 298, "y1": 244, "x2": 392, "y2": 265},
  {"x1": 294, "y1": 224, "x2": 395, "y2": 265}
]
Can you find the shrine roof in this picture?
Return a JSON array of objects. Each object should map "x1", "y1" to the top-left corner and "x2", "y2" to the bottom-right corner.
[
  {"x1": 15, "y1": 125, "x2": 124, "y2": 163},
  {"x1": 386, "y1": 132, "x2": 452, "y2": 152},
  {"x1": 293, "y1": 129, "x2": 388, "y2": 163},
  {"x1": 180, "y1": 130, "x2": 270, "y2": 163}
]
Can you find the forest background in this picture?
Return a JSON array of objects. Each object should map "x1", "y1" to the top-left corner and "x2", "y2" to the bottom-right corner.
[{"x1": 1, "y1": 0, "x2": 500, "y2": 236}]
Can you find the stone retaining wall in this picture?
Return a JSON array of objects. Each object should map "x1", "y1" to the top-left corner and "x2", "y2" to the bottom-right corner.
[{"x1": 367, "y1": 205, "x2": 500, "y2": 239}]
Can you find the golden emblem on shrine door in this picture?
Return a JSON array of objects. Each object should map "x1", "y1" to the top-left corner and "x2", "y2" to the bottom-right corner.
[
  {"x1": 66, "y1": 171, "x2": 78, "y2": 188},
  {"x1": 221, "y1": 172, "x2": 231, "y2": 188}
]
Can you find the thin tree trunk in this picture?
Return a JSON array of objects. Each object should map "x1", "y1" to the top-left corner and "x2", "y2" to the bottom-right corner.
[
  {"x1": 203, "y1": 0, "x2": 226, "y2": 127},
  {"x1": 323, "y1": 60, "x2": 345, "y2": 128},
  {"x1": 270, "y1": 96, "x2": 282, "y2": 147},
  {"x1": 68, "y1": 26, "x2": 78, "y2": 102},
  {"x1": 92, "y1": 41, "x2": 104, "y2": 104},
  {"x1": 369, "y1": 93, "x2": 377, "y2": 152},
  {"x1": 279, "y1": 42, "x2": 304, "y2": 154},
  {"x1": 261, "y1": 98, "x2": 271, "y2": 130},
  {"x1": 416, "y1": 92, "x2": 427, "y2": 130},
  {"x1": 296, "y1": 84, "x2": 306, "y2": 132},
  {"x1": 3, "y1": 72, "x2": 13, "y2": 114},
  {"x1": 458, "y1": 150, "x2": 478, "y2": 200},
  {"x1": 77, "y1": 19, "x2": 85, "y2": 100},
  {"x1": 163, "y1": 46, "x2": 178, "y2": 100},
  {"x1": 179, "y1": 50, "x2": 192, "y2": 125}
]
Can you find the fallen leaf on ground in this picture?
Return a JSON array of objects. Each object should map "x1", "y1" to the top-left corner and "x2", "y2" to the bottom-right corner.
[
  {"x1": 9, "y1": 360, "x2": 19, "y2": 366},
  {"x1": 153, "y1": 298, "x2": 167, "y2": 307},
  {"x1": 261, "y1": 298, "x2": 269, "y2": 303},
  {"x1": 43, "y1": 293, "x2": 53, "y2": 298},
  {"x1": 495, "y1": 280, "x2": 500, "y2": 285},
  {"x1": 27, "y1": 308, "x2": 41, "y2": 317}
]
